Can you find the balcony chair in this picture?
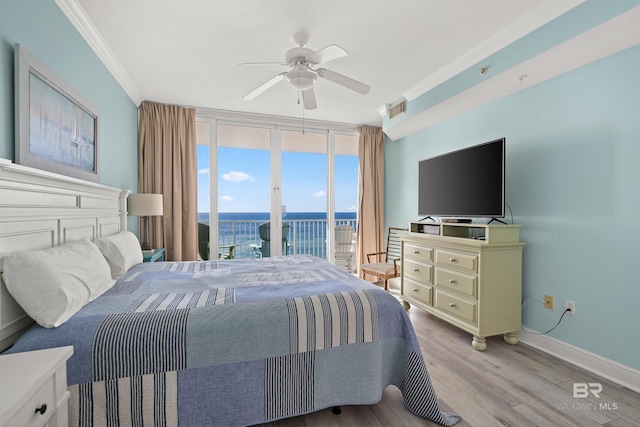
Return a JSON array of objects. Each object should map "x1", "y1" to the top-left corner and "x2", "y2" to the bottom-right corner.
[
  {"x1": 251, "y1": 222, "x2": 290, "y2": 257},
  {"x1": 198, "y1": 222, "x2": 236, "y2": 260},
  {"x1": 360, "y1": 226, "x2": 408, "y2": 291},
  {"x1": 334, "y1": 224, "x2": 355, "y2": 272}
]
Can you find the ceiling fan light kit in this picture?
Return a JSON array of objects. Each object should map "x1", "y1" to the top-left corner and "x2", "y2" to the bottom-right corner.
[
  {"x1": 241, "y1": 32, "x2": 370, "y2": 110},
  {"x1": 287, "y1": 67, "x2": 316, "y2": 91}
]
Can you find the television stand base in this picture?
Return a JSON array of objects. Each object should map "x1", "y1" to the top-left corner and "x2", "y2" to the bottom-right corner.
[{"x1": 488, "y1": 217, "x2": 507, "y2": 225}]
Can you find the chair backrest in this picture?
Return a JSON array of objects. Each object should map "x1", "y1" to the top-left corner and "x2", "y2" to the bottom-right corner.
[
  {"x1": 198, "y1": 222, "x2": 210, "y2": 260},
  {"x1": 385, "y1": 227, "x2": 408, "y2": 263},
  {"x1": 258, "y1": 222, "x2": 290, "y2": 242},
  {"x1": 335, "y1": 224, "x2": 355, "y2": 254},
  {"x1": 258, "y1": 222, "x2": 271, "y2": 241}
]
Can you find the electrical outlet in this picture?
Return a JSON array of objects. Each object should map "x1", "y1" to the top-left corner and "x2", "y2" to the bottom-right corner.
[
  {"x1": 544, "y1": 295, "x2": 554, "y2": 310},
  {"x1": 565, "y1": 300, "x2": 575, "y2": 315}
]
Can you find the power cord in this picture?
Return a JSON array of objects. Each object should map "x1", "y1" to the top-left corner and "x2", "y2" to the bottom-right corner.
[
  {"x1": 537, "y1": 309, "x2": 570, "y2": 335},
  {"x1": 521, "y1": 294, "x2": 545, "y2": 308},
  {"x1": 522, "y1": 294, "x2": 571, "y2": 335},
  {"x1": 505, "y1": 202, "x2": 514, "y2": 224}
]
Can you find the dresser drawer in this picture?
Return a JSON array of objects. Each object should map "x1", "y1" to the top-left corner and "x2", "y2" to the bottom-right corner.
[
  {"x1": 435, "y1": 268, "x2": 477, "y2": 298},
  {"x1": 7, "y1": 376, "x2": 54, "y2": 427},
  {"x1": 403, "y1": 259, "x2": 432, "y2": 284},
  {"x1": 435, "y1": 249, "x2": 477, "y2": 272},
  {"x1": 404, "y1": 243, "x2": 432, "y2": 263},
  {"x1": 403, "y1": 277, "x2": 432, "y2": 306},
  {"x1": 435, "y1": 290, "x2": 476, "y2": 324}
]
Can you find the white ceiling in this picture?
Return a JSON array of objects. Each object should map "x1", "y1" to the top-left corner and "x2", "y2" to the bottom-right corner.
[{"x1": 63, "y1": 0, "x2": 584, "y2": 126}]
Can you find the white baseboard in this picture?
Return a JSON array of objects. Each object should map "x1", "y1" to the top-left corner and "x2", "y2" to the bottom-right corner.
[{"x1": 519, "y1": 328, "x2": 640, "y2": 394}]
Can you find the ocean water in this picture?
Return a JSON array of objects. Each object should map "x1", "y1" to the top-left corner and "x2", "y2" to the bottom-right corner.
[{"x1": 199, "y1": 212, "x2": 357, "y2": 259}]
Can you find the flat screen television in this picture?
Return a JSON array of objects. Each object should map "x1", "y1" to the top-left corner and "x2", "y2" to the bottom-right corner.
[{"x1": 418, "y1": 138, "x2": 505, "y2": 219}]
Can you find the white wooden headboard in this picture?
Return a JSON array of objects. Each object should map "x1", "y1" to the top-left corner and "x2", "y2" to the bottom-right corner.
[{"x1": 0, "y1": 158, "x2": 130, "y2": 351}]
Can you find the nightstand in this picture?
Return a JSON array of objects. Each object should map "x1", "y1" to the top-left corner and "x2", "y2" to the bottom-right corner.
[
  {"x1": 143, "y1": 248, "x2": 165, "y2": 262},
  {"x1": 0, "y1": 346, "x2": 73, "y2": 427}
]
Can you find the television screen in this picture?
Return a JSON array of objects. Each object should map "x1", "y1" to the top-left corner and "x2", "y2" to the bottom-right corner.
[{"x1": 418, "y1": 138, "x2": 505, "y2": 219}]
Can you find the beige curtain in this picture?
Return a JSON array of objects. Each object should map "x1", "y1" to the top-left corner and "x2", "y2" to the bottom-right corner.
[
  {"x1": 138, "y1": 101, "x2": 198, "y2": 261},
  {"x1": 356, "y1": 125, "x2": 385, "y2": 272}
]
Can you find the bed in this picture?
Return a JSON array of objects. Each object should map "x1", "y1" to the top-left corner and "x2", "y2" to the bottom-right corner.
[{"x1": 0, "y1": 159, "x2": 460, "y2": 426}]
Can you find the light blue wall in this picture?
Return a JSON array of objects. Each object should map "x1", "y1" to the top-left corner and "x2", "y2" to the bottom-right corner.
[
  {"x1": 0, "y1": 0, "x2": 138, "y2": 231},
  {"x1": 385, "y1": 43, "x2": 640, "y2": 370}
]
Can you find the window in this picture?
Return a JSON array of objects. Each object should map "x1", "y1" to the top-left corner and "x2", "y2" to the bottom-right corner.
[{"x1": 196, "y1": 112, "x2": 358, "y2": 262}]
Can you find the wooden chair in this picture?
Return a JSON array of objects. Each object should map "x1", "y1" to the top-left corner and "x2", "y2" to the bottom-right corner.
[{"x1": 360, "y1": 227, "x2": 408, "y2": 291}]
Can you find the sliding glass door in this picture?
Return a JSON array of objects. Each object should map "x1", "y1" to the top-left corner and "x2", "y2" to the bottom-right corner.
[
  {"x1": 217, "y1": 125, "x2": 272, "y2": 259},
  {"x1": 196, "y1": 114, "x2": 358, "y2": 262},
  {"x1": 281, "y1": 130, "x2": 327, "y2": 258}
]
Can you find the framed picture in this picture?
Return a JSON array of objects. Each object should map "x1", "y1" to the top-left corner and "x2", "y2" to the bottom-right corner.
[{"x1": 14, "y1": 44, "x2": 100, "y2": 182}]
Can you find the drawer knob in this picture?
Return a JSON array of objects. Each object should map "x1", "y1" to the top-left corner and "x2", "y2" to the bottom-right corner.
[
  {"x1": 412, "y1": 288, "x2": 419, "y2": 293},
  {"x1": 449, "y1": 279, "x2": 456, "y2": 284},
  {"x1": 449, "y1": 303, "x2": 456, "y2": 308},
  {"x1": 413, "y1": 250, "x2": 420, "y2": 254},
  {"x1": 413, "y1": 268, "x2": 419, "y2": 272},
  {"x1": 35, "y1": 403, "x2": 47, "y2": 415},
  {"x1": 449, "y1": 258, "x2": 457, "y2": 262}
]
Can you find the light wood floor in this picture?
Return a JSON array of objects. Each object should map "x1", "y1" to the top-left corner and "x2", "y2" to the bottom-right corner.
[{"x1": 257, "y1": 282, "x2": 640, "y2": 427}]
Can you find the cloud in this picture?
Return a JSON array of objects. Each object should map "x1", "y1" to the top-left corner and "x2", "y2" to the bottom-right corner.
[
  {"x1": 312, "y1": 190, "x2": 326, "y2": 198},
  {"x1": 348, "y1": 205, "x2": 357, "y2": 211},
  {"x1": 221, "y1": 171, "x2": 254, "y2": 182},
  {"x1": 198, "y1": 168, "x2": 210, "y2": 175},
  {"x1": 219, "y1": 195, "x2": 233, "y2": 202}
]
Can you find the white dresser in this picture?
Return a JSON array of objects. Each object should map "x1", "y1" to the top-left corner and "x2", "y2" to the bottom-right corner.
[
  {"x1": 0, "y1": 346, "x2": 73, "y2": 427},
  {"x1": 401, "y1": 223, "x2": 525, "y2": 351}
]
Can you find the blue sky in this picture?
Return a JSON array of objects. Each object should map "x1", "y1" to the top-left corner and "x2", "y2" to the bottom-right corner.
[{"x1": 197, "y1": 146, "x2": 358, "y2": 213}]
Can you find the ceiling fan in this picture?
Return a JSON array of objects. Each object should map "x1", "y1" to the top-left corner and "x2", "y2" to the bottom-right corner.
[{"x1": 241, "y1": 32, "x2": 370, "y2": 110}]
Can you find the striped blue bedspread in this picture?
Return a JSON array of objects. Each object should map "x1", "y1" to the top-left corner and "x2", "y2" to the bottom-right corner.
[{"x1": 6, "y1": 255, "x2": 460, "y2": 426}]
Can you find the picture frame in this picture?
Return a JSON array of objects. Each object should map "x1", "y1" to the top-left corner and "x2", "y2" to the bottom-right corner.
[{"x1": 14, "y1": 44, "x2": 100, "y2": 182}]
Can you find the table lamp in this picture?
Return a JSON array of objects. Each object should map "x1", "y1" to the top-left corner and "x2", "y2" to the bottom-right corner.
[{"x1": 127, "y1": 193, "x2": 163, "y2": 250}]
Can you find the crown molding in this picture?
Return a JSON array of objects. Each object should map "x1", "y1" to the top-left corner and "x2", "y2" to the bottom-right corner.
[
  {"x1": 385, "y1": 4, "x2": 640, "y2": 141},
  {"x1": 401, "y1": 0, "x2": 585, "y2": 102},
  {"x1": 195, "y1": 107, "x2": 359, "y2": 134},
  {"x1": 55, "y1": 0, "x2": 143, "y2": 106}
]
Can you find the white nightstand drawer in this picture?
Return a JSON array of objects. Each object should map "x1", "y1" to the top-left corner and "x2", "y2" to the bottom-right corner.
[
  {"x1": 6, "y1": 376, "x2": 54, "y2": 427},
  {"x1": 0, "y1": 346, "x2": 73, "y2": 427}
]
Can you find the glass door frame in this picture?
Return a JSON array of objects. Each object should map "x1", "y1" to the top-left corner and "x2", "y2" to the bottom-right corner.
[{"x1": 197, "y1": 109, "x2": 358, "y2": 261}]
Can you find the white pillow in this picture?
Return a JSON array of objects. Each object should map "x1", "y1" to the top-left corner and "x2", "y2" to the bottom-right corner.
[
  {"x1": 94, "y1": 231, "x2": 143, "y2": 278},
  {"x1": 2, "y1": 239, "x2": 115, "y2": 328}
]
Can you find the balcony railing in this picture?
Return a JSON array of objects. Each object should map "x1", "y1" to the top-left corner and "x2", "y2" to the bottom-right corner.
[{"x1": 215, "y1": 218, "x2": 357, "y2": 260}]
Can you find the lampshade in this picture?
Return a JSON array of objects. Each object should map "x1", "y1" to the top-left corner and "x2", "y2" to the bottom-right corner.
[{"x1": 128, "y1": 193, "x2": 164, "y2": 217}]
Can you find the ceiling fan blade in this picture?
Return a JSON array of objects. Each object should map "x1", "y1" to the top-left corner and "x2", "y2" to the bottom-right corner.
[
  {"x1": 242, "y1": 72, "x2": 287, "y2": 100},
  {"x1": 238, "y1": 61, "x2": 287, "y2": 66},
  {"x1": 316, "y1": 68, "x2": 370, "y2": 95},
  {"x1": 306, "y1": 45, "x2": 348, "y2": 65},
  {"x1": 302, "y1": 87, "x2": 317, "y2": 110}
]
